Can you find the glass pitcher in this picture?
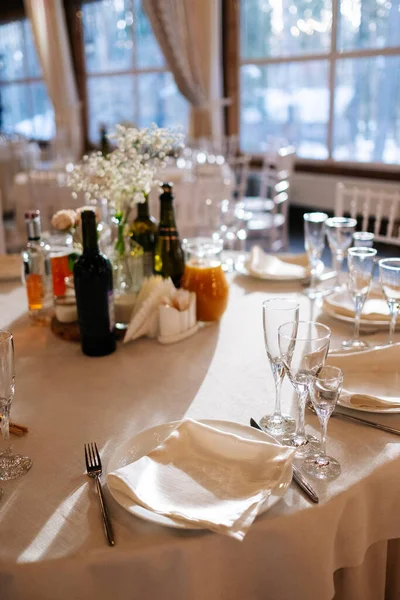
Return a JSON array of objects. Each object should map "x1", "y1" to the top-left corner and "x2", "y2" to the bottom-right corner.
[{"x1": 181, "y1": 238, "x2": 229, "y2": 322}]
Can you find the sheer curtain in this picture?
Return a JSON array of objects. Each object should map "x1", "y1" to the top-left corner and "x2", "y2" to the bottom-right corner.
[
  {"x1": 23, "y1": 0, "x2": 83, "y2": 161},
  {"x1": 143, "y1": 0, "x2": 224, "y2": 142}
]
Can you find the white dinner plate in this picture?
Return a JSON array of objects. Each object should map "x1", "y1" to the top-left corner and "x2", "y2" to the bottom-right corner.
[
  {"x1": 235, "y1": 253, "x2": 321, "y2": 282},
  {"x1": 323, "y1": 307, "x2": 389, "y2": 330},
  {"x1": 106, "y1": 419, "x2": 293, "y2": 530},
  {"x1": 323, "y1": 289, "x2": 390, "y2": 330}
]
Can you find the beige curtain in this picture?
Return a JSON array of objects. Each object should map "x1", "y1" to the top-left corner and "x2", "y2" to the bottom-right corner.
[
  {"x1": 143, "y1": 0, "x2": 224, "y2": 141},
  {"x1": 24, "y1": 0, "x2": 83, "y2": 161}
]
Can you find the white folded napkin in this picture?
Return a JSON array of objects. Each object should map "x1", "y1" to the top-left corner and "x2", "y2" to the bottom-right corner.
[
  {"x1": 327, "y1": 344, "x2": 400, "y2": 410},
  {"x1": 245, "y1": 246, "x2": 307, "y2": 280},
  {"x1": 324, "y1": 289, "x2": 390, "y2": 322},
  {"x1": 108, "y1": 419, "x2": 294, "y2": 540}
]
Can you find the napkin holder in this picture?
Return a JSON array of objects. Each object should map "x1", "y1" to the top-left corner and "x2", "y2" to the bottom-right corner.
[{"x1": 158, "y1": 292, "x2": 198, "y2": 344}]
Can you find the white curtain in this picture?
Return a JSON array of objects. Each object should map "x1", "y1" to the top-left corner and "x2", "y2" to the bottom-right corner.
[
  {"x1": 143, "y1": 0, "x2": 224, "y2": 142},
  {"x1": 24, "y1": 0, "x2": 83, "y2": 161}
]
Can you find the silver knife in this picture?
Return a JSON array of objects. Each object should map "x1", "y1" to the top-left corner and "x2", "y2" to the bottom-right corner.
[
  {"x1": 250, "y1": 418, "x2": 319, "y2": 504},
  {"x1": 332, "y1": 410, "x2": 400, "y2": 436}
]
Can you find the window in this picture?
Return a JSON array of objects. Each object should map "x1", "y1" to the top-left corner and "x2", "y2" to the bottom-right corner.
[
  {"x1": 81, "y1": 0, "x2": 189, "y2": 144},
  {"x1": 0, "y1": 19, "x2": 54, "y2": 140},
  {"x1": 240, "y1": 0, "x2": 400, "y2": 165}
]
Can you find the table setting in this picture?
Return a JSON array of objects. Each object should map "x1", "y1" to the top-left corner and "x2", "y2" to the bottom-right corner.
[{"x1": 1, "y1": 160, "x2": 400, "y2": 599}]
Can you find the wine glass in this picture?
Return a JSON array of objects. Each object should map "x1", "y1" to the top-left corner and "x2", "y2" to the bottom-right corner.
[
  {"x1": 303, "y1": 366, "x2": 343, "y2": 480},
  {"x1": 0, "y1": 331, "x2": 32, "y2": 480},
  {"x1": 325, "y1": 217, "x2": 357, "y2": 289},
  {"x1": 303, "y1": 212, "x2": 328, "y2": 298},
  {"x1": 353, "y1": 231, "x2": 374, "y2": 248},
  {"x1": 260, "y1": 298, "x2": 299, "y2": 435},
  {"x1": 278, "y1": 321, "x2": 331, "y2": 456},
  {"x1": 342, "y1": 247, "x2": 377, "y2": 350},
  {"x1": 379, "y1": 258, "x2": 400, "y2": 345}
]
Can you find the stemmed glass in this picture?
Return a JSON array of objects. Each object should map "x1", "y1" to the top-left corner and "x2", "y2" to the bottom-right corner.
[
  {"x1": 260, "y1": 299, "x2": 299, "y2": 435},
  {"x1": 325, "y1": 217, "x2": 357, "y2": 289},
  {"x1": 278, "y1": 321, "x2": 331, "y2": 456},
  {"x1": 379, "y1": 259, "x2": 400, "y2": 345},
  {"x1": 342, "y1": 247, "x2": 377, "y2": 350},
  {"x1": 303, "y1": 212, "x2": 328, "y2": 298},
  {"x1": 0, "y1": 331, "x2": 32, "y2": 480},
  {"x1": 303, "y1": 366, "x2": 343, "y2": 480},
  {"x1": 353, "y1": 232, "x2": 374, "y2": 248}
]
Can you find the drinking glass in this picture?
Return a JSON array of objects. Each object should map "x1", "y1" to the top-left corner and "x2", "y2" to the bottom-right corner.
[
  {"x1": 303, "y1": 212, "x2": 328, "y2": 298},
  {"x1": 303, "y1": 366, "x2": 343, "y2": 480},
  {"x1": 0, "y1": 331, "x2": 32, "y2": 480},
  {"x1": 379, "y1": 258, "x2": 400, "y2": 345},
  {"x1": 342, "y1": 247, "x2": 377, "y2": 350},
  {"x1": 325, "y1": 217, "x2": 357, "y2": 289},
  {"x1": 260, "y1": 299, "x2": 299, "y2": 435},
  {"x1": 353, "y1": 232, "x2": 374, "y2": 248},
  {"x1": 278, "y1": 321, "x2": 331, "y2": 456}
]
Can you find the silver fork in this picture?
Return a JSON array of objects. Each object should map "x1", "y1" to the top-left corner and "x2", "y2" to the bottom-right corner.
[{"x1": 84, "y1": 442, "x2": 115, "y2": 546}]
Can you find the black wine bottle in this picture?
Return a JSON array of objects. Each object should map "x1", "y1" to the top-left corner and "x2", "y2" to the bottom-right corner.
[
  {"x1": 154, "y1": 182, "x2": 185, "y2": 287},
  {"x1": 130, "y1": 194, "x2": 157, "y2": 278},
  {"x1": 74, "y1": 210, "x2": 116, "y2": 356}
]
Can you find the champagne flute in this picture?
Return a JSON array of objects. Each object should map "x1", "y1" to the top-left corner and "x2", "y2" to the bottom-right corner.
[
  {"x1": 278, "y1": 321, "x2": 331, "y2": 456},
  {"x1": 0, "y1": 331, "x2": 32, "y2": 480},
  {"x1": 342, "y1": 247, "x2": 377, "y2": 350},
  {"x1": 260, "y1": 298, "x2": 299, "y2": 435},
  {"x1": 303, "y1": 366, "x2": 343, "y2": 480},
  {"x1": 303, "y1": 212, "x2": 328, "y2": 298},
  {"x1": 325, "y1": 217, "x2": 357, "y2": 290},
  {"x1": 379, "y1": 258, "x2": 400, "y2": 345}
]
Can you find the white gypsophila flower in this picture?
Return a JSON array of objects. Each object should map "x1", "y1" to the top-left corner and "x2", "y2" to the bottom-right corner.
[{"x1": 67, "y1": 125, "x2": 185, "y2": 216}]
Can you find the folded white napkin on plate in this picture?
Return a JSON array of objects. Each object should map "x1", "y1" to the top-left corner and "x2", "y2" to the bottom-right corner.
[
  {"x1": 324, "y1": 289, "x2": 390, "y2": 322},
  {"x1": 327, "y1": 344, "x2": 400, "y2": 410},
  {"x1": 245, "y1": 246, "x2": 307, "y2": 280},
  {"x1": 108, "y1": 419, "x2": 294, "y2": 540}
]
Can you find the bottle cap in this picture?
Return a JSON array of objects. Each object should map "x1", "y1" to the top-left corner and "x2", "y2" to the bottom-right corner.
[
  {"x1": 160, "y1": 182, "x2": 174, "y2": 200},
  {"x1": 25, "y1": 210, "x2": 41, "y2": 240}
]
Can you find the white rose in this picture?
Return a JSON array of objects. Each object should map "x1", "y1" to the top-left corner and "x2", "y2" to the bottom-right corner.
[{"x1": 51, "y1": 209, "x2": 76, "y2": 231}]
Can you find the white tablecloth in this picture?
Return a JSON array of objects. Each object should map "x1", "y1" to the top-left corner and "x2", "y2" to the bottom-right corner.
[{"x1": 1, "y1": 274, "x2": 400, "y2": 600}]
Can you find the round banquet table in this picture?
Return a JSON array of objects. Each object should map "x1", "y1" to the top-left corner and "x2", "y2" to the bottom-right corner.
[{"x1": 1, "y1": 273, "x2": 400, "y2": 600}]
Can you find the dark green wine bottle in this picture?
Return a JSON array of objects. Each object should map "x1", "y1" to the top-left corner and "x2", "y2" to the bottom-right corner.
[
  {"x1": 99, "y1": 124, "x2": 110, "y2": 157},
  {"x1": 130, "y1": 195, "x2": 157, "y2": 278},
  {"x1": 154, "y1": 182, "x2": 185, "y2": 288}
]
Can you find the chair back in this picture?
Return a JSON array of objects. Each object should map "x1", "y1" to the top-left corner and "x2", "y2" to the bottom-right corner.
[{"x1": 335, "y1": 182, "x2": 400, "y2": 246}]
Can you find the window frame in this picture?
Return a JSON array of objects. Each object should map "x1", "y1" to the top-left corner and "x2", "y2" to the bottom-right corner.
[{"x1": 224, "y1": 0, "x2": 400, "y2": 177}]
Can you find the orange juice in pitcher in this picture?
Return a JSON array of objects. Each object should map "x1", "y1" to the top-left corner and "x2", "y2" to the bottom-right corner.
[{"x1": 181, "y1": 238, "x2": 229, "y2": 322}]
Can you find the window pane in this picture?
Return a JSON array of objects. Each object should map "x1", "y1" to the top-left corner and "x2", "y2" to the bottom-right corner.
[
  {"x1": 135, "y1": 0, "x2": 165, "y2": 68},
  {"x1": 87, "y1": 75, "x2": 135, "y2": 143},
  {"x1": 0, "y1": 21, "x2": 25, "y2": 81},
  {"x1": 83, "y1": 0, "x2": 134, "y2": 73},
  {"x1": 333, "y1": 56, "x2": 400, "y2": 164},
  {"x1": 241, "y1": 0, "x2": 332, "y2": 59},
  {"x1": 23, "y1": 20, "x2": 42, "y2": 78},
  {"x1": 240, "y1": 61, "x2": 329, "y2": 158},
  {"x1": 1, "y1": 82, "x2": 54, "y2": 140},
  {"x1": 137, "y1": 72, "x2": 189, "y2": 128},
  {"x1": 338, "y1": 0, "x2": 400, "y2": 51}
]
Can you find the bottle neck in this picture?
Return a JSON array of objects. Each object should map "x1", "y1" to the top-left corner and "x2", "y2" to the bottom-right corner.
[
  {"x1": 159, "y1": 198, "x2": 177, "y2": 229},
  {"x1": 137, "y1": 196, "x2": 150, "y2": 219},
  {"x1": 26, "y1": 219, "x2": 41, "y2": 242},
  {"x1": 82, "y1": 217, "x2": 99, "y2": 253}
]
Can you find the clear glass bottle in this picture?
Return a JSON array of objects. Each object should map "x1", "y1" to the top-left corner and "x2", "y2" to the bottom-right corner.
[{"x1": 21, "y1": 210, "x2": 53, "y2": 322}]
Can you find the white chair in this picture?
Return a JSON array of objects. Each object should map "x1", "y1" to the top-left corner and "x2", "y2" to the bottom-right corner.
[
  {"x1": 335, "y1": 182, "x2": 400, "y2": 246},
  {"x1": 244, "y1": 146, "x2": 296, "y2": 251}
]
